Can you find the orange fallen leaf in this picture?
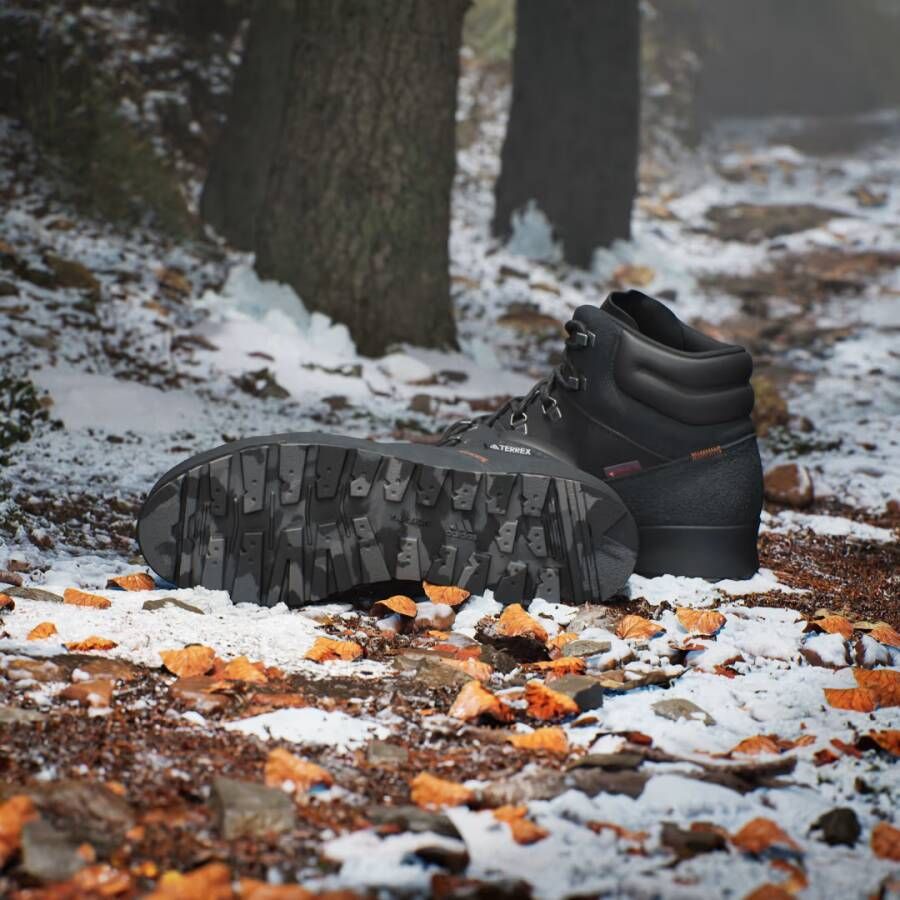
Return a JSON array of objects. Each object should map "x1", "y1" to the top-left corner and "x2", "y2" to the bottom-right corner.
[
  {"x1": 616, "y1": 614, "x2": 665, "y2": 641},
  {"x1": 438, "y1": 657, "x2": 493, "y2": 682},
  {"x1": 869, "y1": 623, "x2": 900, "y2": 649},
  {"x1": 743, "y1": 886, "x2": 794, "y2": 900},
  {"x1": 587, "y1": 821, "x2": 649, "y2": 843},
  {"x1": 731, "y1": 817, "x2": 799, "y2": 854},
  {"x1": 854, "y1": 668, "x2": 900, "y2": 707},
  {"x1": 410, "y1": 773, "x2": 473, "y2": 809},
  {"x1": 808, "y1": 615, "x2": 854, "y2": 640},
  {"x1": 422, "y1": 582, "x2": 470, "y2": 607},
  {"x1": 65, "y1": 635, "x2": 118, "y2": 652},
  {"x1": 246, "y1": 692, "x2": 307, "y2": 715},
  {"x1": 871, "y1": 821, "x2": 900, "y2": 862},
  {"x1": 63, "y1": 587, "x2": 111, "y2": 609},
  {"x1": 146, "y1": 862, "x2": 233, "y2": 900},
  {"x1": 496, "y1": 603, "x2": 548, "y2": 642},
  {"x1": 240, "y1": 878, "x2": 314, "y2": 899},
  {"x1": 0, "y1": 795, "x2": 37, "y2": 867},
  {"x1": 533, "y1": 657, "x2": 586, "y2": 676},
  {"x1": 265, "y1": 748, "x2": 332, "y2": 795},
  {"x1": 221, "y1": 656, "x2": 268, "y2": 683},
  {"x1": 160, "y1": 645, "x2": 216, "y2": 678},
  {"x1": 508, "y1": 727, "x2": 569, "y2": 754},
  {"x1": 546, "y1": 632, "x2": 578, "y2": 657},
  {"x1": 813, "y1": 748, "x2": 839, "y2": 767},
  {"x1": 65, "y1": 864, "x2": 134, "y2": 896},
  {"x1": 730, "y1": 736, "x2": 782, "y2": 756},
  {"x1": 823, "y1": 687, "x2": 877, "y2": 712},
  {"x1": 770, "y1": 859, "x2": 809, "y2": 893},
  {"x1": 676, "y1": 607, "x2": 726, "y2": 637},
  {"x1": 372, "y1": 595, "x2": 418, "y2": 618},
  {"x1": 106, "y1": 572, "x2": 155, "y2": 591},
  {"x1": 493, "y1": 805, "x2": 548, "y2": 844},
  {"x1": 0, "y1": 593, "x2": 14, "y2": 611},
  {"x1": 305, "y1": 637, "x2": 364, "y2": 662},
  {"x1": 861, "y1": 729, "x2": 900, "y2": 756},
  {"x1": 449, "y1": 680, "x2": 512, "y2": 723},
  {"x1": 60, "y1": 679, "x2": 113, "y2": 708},
  {"x1": 27, "y1": 621, "x2": 57, "y2": 640},
  {"x1": 524, "y1": 680, "x2": 579, "y2": 720}
]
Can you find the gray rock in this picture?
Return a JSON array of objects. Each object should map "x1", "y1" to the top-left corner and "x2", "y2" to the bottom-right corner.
[
  {"x1": 652, "y1": 698, "x2": 716, "y2": 726},
  {"x1": 366, "y1": 740, "x2": 409, "y2": 767},
  {"x1": 568, "y1": 606, "x2": 616, "y2": 633},
  {"x1": 812, "y1": 808, "x2": 860, "y2": 847},
  {"x1": 21, "y1": 820, "x2": 86, "y2": 882},
  {"x1": 142, "y1": 597, "x2": 204, "y2": 614},
  {"x1": 367, "y1": 805, "x2": 461, "y2": 839},
  {"x1": 567, "y1": 768, "x2": 648, "y2": 799},
  {"x1": 0, "y1": 706, "x2": 45, "y2": 724},
  {"x1": 562, "y1": 639, "x2": 611, "y2": 658},
  {"x1": 547, "y1": 674, "x2": 604, "y2": 711},
  {"x1": 568, "y1": 752, "x2": 644, "y2": 772},
  {"x1": 4, "y1": 586, "x2": 63, "y2": 603},
  {"x1": 41, "y1": 780, "x2": 135, "y2": 854},
  {"x1": 211, "y1": 777, "x2": 295, "y2": 840},
  {"x1": 479, "y1": 768, "x2": 565, "y2": 807},
  {"x1": 411, "y1": 657, "x2": 471, "y2": 690}
]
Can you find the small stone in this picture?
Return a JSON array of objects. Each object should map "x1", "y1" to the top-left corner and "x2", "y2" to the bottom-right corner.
[
  {"x1": 210, "y1": 777, "x2": 295, "y2": 840},
  {"x1": 567, "y1": 768, "x2": 648, "y2": 799},
  {"x1": 142, "y1": 597, "x2": 204, "y2": 614},
  {"x1": 413, "y1": 844, "x2": 469, "y2": 874},
  {"x1": 811, "y1": 808, "x2": 860, "y2": 847},
  {"x1": 367, "y1": 805, "x2": 461, "y2": 839},
  {"x1": 21, "y1": 820, "x2": 87, "y2": 882},
  {"x1": 568, "y1": 606, "x2": 617, "y2": 633},
  {"x1": 478, "y1": 643, "x2": 519, "y2": 674},
  {"x1": 764, "y1": 463, "x2": 814, "y2": 508},
  {"x1": 562, "y1": 639, "x2": 612, "y2": 658},
  {"x1": 661, "y1": 822, "x2": 727, "y2": 859},
  {"x1": 4, "y1": 586, "x2": 64, "y2": 603},
  {"x1": 568, "y1": 752, "x2": 643, "y2": 771},
  {"x1": 411, "y1": 657, "x2": 472, "y2": 690},
  {"x1": 546, "y1": 674, "x2": 604, "y2": 711},
  {"x1": 366, "y1": 741, "x2": 409, "y2": 767},
  {"x1": 0, "y1": 706, "x2": 45, "y2": 724},
  {"x1": 652, "y1": 698, "x2": 716, "y2": 726},
  {"x1": 6, "y1": 658, "x2": 66, "y2": 683}
]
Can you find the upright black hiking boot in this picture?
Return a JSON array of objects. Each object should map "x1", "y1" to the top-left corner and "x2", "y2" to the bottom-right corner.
[
  {"x1": 137, "y1": 433, "x2": 638, "y2": 607},
  {"x1": 442, "y1": 291, "x2": 763, "y2": 579}
]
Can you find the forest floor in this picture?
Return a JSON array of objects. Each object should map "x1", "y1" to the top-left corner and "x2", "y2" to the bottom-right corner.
[{"x1": 1, "y1": 22, "x2": 899, "y2": 900}]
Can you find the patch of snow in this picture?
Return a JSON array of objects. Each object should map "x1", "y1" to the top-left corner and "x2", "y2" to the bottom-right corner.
[{"x1": 225, "y1": 707, "x2": 387, "y2": 750}]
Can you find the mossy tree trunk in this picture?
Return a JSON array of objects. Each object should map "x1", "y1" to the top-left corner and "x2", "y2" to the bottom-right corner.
[
  {"x1": 493, "y1": 0, "x2": 640, "y2": 268},
  {"x1": 203, "y1": 0, "x2": 466, "y2": 356}
]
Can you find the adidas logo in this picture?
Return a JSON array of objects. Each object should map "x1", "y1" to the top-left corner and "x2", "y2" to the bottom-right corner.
[{"x1": 489, "y1": 443, "x2": 532, "y2": 455}]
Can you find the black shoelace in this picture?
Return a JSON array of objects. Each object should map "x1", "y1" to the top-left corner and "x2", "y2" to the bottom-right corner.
[{"x1": 439, "y1": 319, "x2": 594, "y2": 445}]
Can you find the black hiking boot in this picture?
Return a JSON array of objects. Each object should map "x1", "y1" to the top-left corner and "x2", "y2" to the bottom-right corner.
[
  {"x1": 442, "y1": 291, "x2": 763, "y2": 579},
  {"x1": 137, "y1": 433, "x2": 639, "y2": 607}
]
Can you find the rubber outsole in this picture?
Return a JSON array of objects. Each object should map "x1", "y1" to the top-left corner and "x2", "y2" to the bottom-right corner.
[{"x1": 137, "y1": 438, "x2": 638, "y2": 607}]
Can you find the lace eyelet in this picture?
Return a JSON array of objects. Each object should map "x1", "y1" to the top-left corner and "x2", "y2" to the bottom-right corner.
[
  {"x1": 509, "y1": 410, "x2": 528, "y2": 432},
  {"x1": 541, "y1": 397, "x2": 562, "y2": 421}
]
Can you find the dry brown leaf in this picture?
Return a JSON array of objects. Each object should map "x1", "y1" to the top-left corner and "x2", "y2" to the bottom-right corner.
[
  {"x1": 508, "y1": 727, "x2": 569, "y2": 755},
  {"x1": 524, "y1": 680, "x2": 579, "y2": 720},
  {"x1": 770, "y1": 859, "x2": 809, "y2": 893},
  {"x1": 862, "y1": 729, "x2": 900, "y2": 756},
  {"x1": 438, "y1": 657, "x2": 493, "y2": 682},
  {"x1": 422, "y1": 582, "x2": 470, "y2": 607},
  {"x1": 869, "y1": 623, "x2": 900, "y2": 648},
  {"x1": 27, "y1": 621, "x2": 58, "y2": 640},
  {"x1": 492, "y1": 805, "x2": 549, "y2": 844},
  {"x1": 65, "y1": 635, "x2": 118, "y2": 652},
  {"x1": 0, "y1": 795, "x2": 37, "y2": 867},
  {"x1": 546, "y1": 632, "x2": 578, "y2": 657},
  {"x1": 730, "y1": 736, "x2": 782, "y2": 756},
  {"x1": 305, "y1": 637, "x2": 364, "y2": 663},
  {"x1": 264, "y1": 748, "x2": 333, "y2": 795},
  {"x1": 62, "y1": 864, "x2": 134, "y2": 897},
  {"x1": 743, "y1": 886, "x2": 794, "y2": 900},
  {"x1": 871, "y1": 821, "x2": 900, "y2": 862},
  {"x1": 410, "y1": 773, "x2": 474, "y2": 809},
  {"x1": 160, "y1": 645, "x2": 216, "y2": 678},
  {"x1": 676, "y1": 607, "x2": 726, "y2": 637},
  {"x1": 448, "y1": 680, "x2": 513, "y2": 723},
  {"x1": 496, "y1": 603, "x2": 549, "y2": 642},
  {"x1": 853, "y1": 668, "x2": 900, "y2": 707},
  {"x1": 63, "y1": 587, "x2": 111, "y2": 609},
  {"x1": 823, "y1": 687, "x2": 876, "y2": 712},
  {"x1": 60, "y1": 679, "x2": 113, "y2": 708},
  {"x1": 809, "y1": 615, "x2": 854, "y2": 640},
  {"x1": 616, "y1": 614, "x2": 665, "y2": 641},
  {"x1": 372, "y1": 595, "x2": 418, "y2": 618},
  {"x1": 221, "y1": 656, "x2": 268, "y2": 683},
  {"x1": 146, "y1": 862, "x2": 233, "y2": 900},
  {"x1": 240, "y1": 878, "x2": 315, "y2": 899},
  {"x1": 0, "y1": 593, "x2": 14, "y2": 611},
  {"x1": 587, "y1": 821, "x2": 649, "y2": 843},
  {"x1": 731, "y1": 817, "x2": 799, "y2": 854},
  {"x1": 533, "y1": 657, "x2": 586, "y2": 676},
  {"x1": 106, "y1": 572, "x2": 155, "y2": 591}
]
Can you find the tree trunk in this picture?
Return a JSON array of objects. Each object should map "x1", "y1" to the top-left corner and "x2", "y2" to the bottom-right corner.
[
  {"x1": 493, "y1": 0, "x2": 640, "y2": 268},
  {"x1": 241, "y1": 0, "x2": 465, "y2": 357}
]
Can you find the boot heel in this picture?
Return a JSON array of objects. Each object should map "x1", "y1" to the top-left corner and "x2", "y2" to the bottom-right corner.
[{"x1": 636, "y1": 523, "x2": 759, "y2": 580}]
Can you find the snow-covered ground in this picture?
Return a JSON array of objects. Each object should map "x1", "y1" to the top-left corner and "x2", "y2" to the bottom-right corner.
[{"x1": 1, "y1": 28, "x2": 899, "y2": 900}]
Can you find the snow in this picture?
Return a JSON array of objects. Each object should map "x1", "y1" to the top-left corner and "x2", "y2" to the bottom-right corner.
[
  {"x1": 225, "y1": 707, "x2": 388, "y2": 750},
  {"x1": 764, "y1": 510, "x2": 897, "y2": 545}
]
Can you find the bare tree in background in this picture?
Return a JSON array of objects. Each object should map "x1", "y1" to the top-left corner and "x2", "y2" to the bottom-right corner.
[
  {"x1": 493, "y1": 0, "x2": 640, "y2": 268},
  {"x1": 202, "y1": 0, "x2": 467, "y2": 356}
]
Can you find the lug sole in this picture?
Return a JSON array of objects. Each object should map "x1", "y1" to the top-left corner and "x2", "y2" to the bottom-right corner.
[{"x1": 137, "y1": 439, "x2": 638, "y2": 607}]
